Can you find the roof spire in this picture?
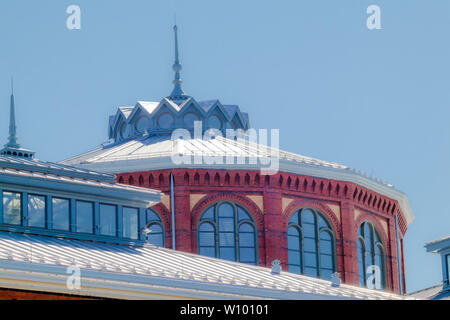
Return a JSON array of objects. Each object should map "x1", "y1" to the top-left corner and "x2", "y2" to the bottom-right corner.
[
  {"x1": 169, "y1": 24, "x2": 187, "y2": 100},
  {"x1": 1, "y1": 79, "x2": 35, "y2": 159},
  {"x1": 7, "y1": 77, "x2": 19, "y2": 149}
]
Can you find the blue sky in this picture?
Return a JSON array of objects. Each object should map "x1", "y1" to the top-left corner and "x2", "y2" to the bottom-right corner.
[{"x1": 0, "y1": 0, "x2": 448, "y2": 293}]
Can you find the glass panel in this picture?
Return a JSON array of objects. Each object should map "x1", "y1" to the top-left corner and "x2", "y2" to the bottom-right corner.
[
  {"x1": 199, "y1": 247, "x2": 216, "y2": 258},
  {"x1": 357, "y1": 239, "x2": 366, "y2": 287},
  {"x1": 303, "y1": 238, "x2": 317, "y2": 254},
  {"x1": 320, "y1": 254, "x2": 333, "y2": 269},
  {"x1": 239, "y1": 231, "x2": 255, "y2": 247},
  {"x1": 304, "y1": 267, "x2": 318, "y2": 278},
  {"x1": 302, "y1": 222, "x2": 316, "y2": 238},
  {"x1": 123, "y1": 207, "x2": 139, "y2": 239},
  {"x1": 239, "y1": 223, "x2": 253, "y2": 233},
  {"x1": 289, "y1": 265, "x2": 301, "y2": 274},
  {"x1": 218, "y1": 217, "x2": 234, "y2": 232},
  {"x1": 287, "y1": 227, "x2": 300, "y2": 250},
  {"x1": 199, "y1": 232, "x2": 215, "y2": 247},
  {"x1": 199, "y1": 222, "x2": 215, "y2": 232},
  {"x1": 219, "y1": 232, "x2": 235, "y2": 246},
  {"x1": 52, "y1": 198, "x2": 69, "y2": 231},
  {"x1": 317, "y1": 215, "x2": 329, "y2": 229},
  {"x1": 304, "y1": 252, "x2": 318, "y2": 268},
  {"x1": 239, "y1": 248, "x2": 256, "y2": 263},
  {"x1": 288, "y1": 250, "x2": 301, "y2": 266},
  {"x1": 287, "y1": 226, "x2": 299, "y2": 236},
  {"x1": 99, "y1": 204, "x2": 116, "y2": 236},
  {"x1": 76, "y1": 201, "x2": 93, "y2": 234},
  {"x1": 320, "y1": 232, "x2": 333, "y2": 255},
  {"x1": 237, "y1": 206, "x2": 251, "y2": 221},
  {"x1": 218, "y1": 203, "x2": 234, "y2": 217},
  {"x1": 28, "y1": 195, "x2": 46, "y2": 228},
  {"x1": 148, "y1": 223, "x2": 164, "y2": 247},
  {"x1": 364, "y1": 223, "x2": 374, "y2": 250},
  {"x1": 301, "y1": 209, "x2": 315, "y2": 224},
  {"x1": 320, "y1": 269, "x2": 333, "y2": 281},
  {"x1": 3, "y1": 192, "x2": 21, "y2": 225},
  {"x1": 146, "y1": 209, "x2": 161, "y2": 222},
  {"x1": 219, "y1": 247, "x2": 236, "y2": 261},
  {"x1": 375, "y1": 244, "x2": 385, "y2": 289},
  {"x1": 289, "y1": 211, "x2": 299, "y2": 225},
  {"x1": 201, "y1": 206, "x2": 215, "y2": 221}
]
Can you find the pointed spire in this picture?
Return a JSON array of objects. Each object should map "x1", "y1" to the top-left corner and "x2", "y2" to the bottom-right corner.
[
  {"x1": 1, "y1": 79, "x2": 35, "y2": 159},
  {"x1": 7, "y1": 77, "x2": 19, "y2": 149},
  {"x1": 169, "y1": 24, "x2": 188, "y2": 100}
]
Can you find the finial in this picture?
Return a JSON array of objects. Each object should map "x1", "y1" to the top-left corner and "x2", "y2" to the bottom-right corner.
[
  {"x1": 1, "y1": 80, "x2": 36, "y2": 159},
  {"x1": 6, "y1": 79, "x2": 19, "y2": 149},
  {"x1": 169, "y1": 23, "x2": 186, "y2": 99}
]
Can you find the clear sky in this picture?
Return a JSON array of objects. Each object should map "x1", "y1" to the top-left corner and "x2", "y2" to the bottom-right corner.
[{"x1": 0, "y1": 0, "x2": 448, "y2": 293}]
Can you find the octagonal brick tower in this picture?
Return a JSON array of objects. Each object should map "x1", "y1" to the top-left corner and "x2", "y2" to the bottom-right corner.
[{"x1": 61, "y1": 25, "x2": 413, "y2": 294}]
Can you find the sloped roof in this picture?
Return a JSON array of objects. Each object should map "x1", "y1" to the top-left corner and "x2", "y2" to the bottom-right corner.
[
  {"x1": 0, "y1": 155, "x2": 161, "y2": 208},
  {"x1": 0, "y1": 231, "x2": 411, "y2": 300},
  {"x1": 60, "y1": 135, "x2": 414, "y2": 225},
  {"x1": 0, "y1": 154, "x2": 113, "y2": 182},
  {"x1": 408, "y1": 285, "x2": 449, "y2": 300}
]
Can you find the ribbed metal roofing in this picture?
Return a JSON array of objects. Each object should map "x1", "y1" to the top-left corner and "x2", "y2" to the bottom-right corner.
[
  {"x1": 0, "y1": 154, "x2": 114, "y2": 182},
  {"x1": 0, "y1": 231, "x2": 410, "y2": 300}
]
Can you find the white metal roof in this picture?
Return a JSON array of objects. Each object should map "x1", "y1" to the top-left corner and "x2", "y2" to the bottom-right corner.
[
  {"x1": 0, "y1": 231, "x2": 411, "y2": 300},
  {"x1": 60, "y1": 135, "x2": 414, "y2": 225}
]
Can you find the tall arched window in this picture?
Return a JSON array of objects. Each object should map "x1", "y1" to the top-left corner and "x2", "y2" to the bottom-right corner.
[
  {"x1": 287, "y1": 207, "x2": 336, "y2": 280},
  {"x1": 357, "y1": 221, "x2": 386, "y2": 290},
  {"x1": 146, "y1": 209, "x2": 165, "y2": 247},
  {"x1": 198, "y1": 202, "x2": 258, "y2": 265}
]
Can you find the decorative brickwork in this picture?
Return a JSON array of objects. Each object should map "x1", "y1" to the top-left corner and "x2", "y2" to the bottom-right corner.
[{"x1": 117, "y1": 168, "x2": 408, "y2": 294}]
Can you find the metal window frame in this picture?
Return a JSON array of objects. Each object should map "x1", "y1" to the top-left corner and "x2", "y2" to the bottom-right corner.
[
  {"x1": 287, "y1": 207, "x2": 337, "y2": 279},
  {"x1": 197, "y1": 201, "x2": 259, "y2": 265},
  {"x1": 358, "y1": 221, "x2": 387, "y2": 290}
]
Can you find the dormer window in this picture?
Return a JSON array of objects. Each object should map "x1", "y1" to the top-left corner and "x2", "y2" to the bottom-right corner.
[
  {"x1": 135, "y1": 116, "x2": 150, "y2": 134},
  {"x1": 183, "y1": 112, "x2": 200, "y2": 129},
  {"x1": 158, "y1": 113, "x2": 174, "y2": 129}
]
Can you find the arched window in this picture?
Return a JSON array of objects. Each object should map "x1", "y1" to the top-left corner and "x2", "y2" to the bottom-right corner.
[
  {"x1": 146, "y1": 209, "x2": 165, "y2": 247},
  {"x1": 287, "y1": 207, "x2": 336, "y2": 280},
  {"x1": 357, "y1": 221, "x2": 386, "y2": 290},
  {"x1": 197, "y1": 202, "x2": 258, "y2": 265}
]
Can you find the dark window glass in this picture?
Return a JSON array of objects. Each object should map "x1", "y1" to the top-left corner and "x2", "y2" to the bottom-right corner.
[
  {"x1": 197, "y1": 202, "x2": 257, "y2": 265},
  {"x1": 287, "y1": 207, "x2": 335, "y2": 280},
  {"x1": 3, "y1": 192, "x2": 21, "y2": 225},
  {"x1": 146, "y1": 209, "x2": 164, "y2": 247},
  {"x1": 76, "y1": 201, "x2": 93, "y2": 234},
  {"x1": 357, "y1": 221, "x2": 386, "y2": 290},
  {"x1": 52, "y1": 198, "x2": 69, "y2": 231},
  {"x1": 28, "y1": 195, "x2": 46, "y2": 228},
  {"x1": 99, "y1": 204, "x2": 116, "y2": 236},
  {"x1": 123, "y1": 207, "x2": 138, "y2": 239}
]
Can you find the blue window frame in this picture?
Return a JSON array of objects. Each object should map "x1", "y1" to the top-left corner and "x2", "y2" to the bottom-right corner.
[
  {"x1": 197, "y1": 202, "x2": 258, "y2": 265},
  {"x1": 76, "y1": 201, "x2": 94, "y2": 234},
  {"x1": 287, "y1": 208, "x2": 336, "y2": 280},
  {"x1": 3, "y1": 191, "x2": 21, "y2": 225},
  {"x1": 99, "y1": 204, "x2": 117, "y2": 237},
  {"x1": 28, "y1": 194, "x2": 46, "y2": 228},
  {"x1": 357, "y1": 221, "x2": 386, "y2": 290},
  {"x1": 146, "y1": 209, "x2": 164, "y2": 247},
  {"x1": 52, "y1": 198, "x2": 70, "y2": 231},
  {"x1": 123, "y1": 207, "x2": 139, "y2": 240}
]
